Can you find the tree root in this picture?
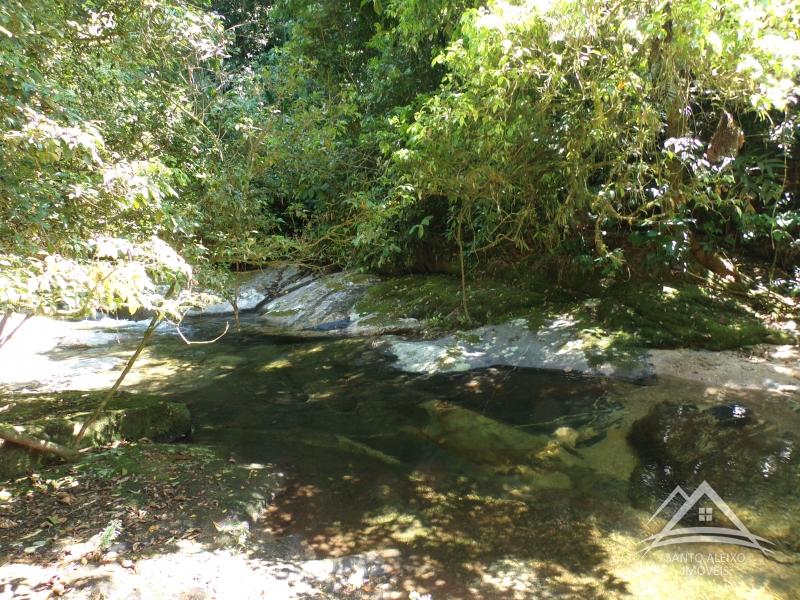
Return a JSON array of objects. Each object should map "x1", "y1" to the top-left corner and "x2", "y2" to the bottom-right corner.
[{"x1": 690, "y1": 237, "x2": 739, "y2": 282}]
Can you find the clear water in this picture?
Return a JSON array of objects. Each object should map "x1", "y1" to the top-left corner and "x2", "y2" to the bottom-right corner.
[{"x1": 5, "y1": 315, "x2": 800, "y2": 598}]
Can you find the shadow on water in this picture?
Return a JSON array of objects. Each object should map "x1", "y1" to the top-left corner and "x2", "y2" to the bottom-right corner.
[
  {"x1": 13, "y1": 315, "x2": 800, "y2": 597},
  {"x1": 113, "y1": 318, "x2": 635, "y2": 597}
]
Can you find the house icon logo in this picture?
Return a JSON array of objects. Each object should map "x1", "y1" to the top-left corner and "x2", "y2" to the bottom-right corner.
[{"x1": 639, "y1": 480, "x2": 775, "y2": 555}]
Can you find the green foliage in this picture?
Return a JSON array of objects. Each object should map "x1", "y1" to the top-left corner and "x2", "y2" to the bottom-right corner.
[
  {"x1": 0, "y1": 0, "x2": 229, "y2": 313},
  {"x1": 97, "y1": 519, "x2": 122, "y2": 551},
  {"x1": 388, "y1": 0, "x2": 800, "y2": 272},
  {"x1": 1, "y1": 0, "x2": 798, "y2": 316},
  {"x1": 0, "y1": 237, "x2": 193, "y2": 317}
]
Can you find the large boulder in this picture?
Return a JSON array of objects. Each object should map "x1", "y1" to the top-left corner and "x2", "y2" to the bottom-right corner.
[
  {"x1": 627, "y1": 402, "x2": 800, "y2": 550},
  {"x1": 188, "y1": 264, "x2": 312, "y2": 316},
  {"x1": 258, "y1": 271, "x2": 421, "y2": 336},
  {"x1": 0, "y1": 391, "x2": 191, "y2": 480}
]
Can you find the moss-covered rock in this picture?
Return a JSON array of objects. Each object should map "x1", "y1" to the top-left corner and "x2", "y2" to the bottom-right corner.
[
  {"x1": 234, "y1": 264, "x2": 795, "y2": 350},
  {"x1": 585, "y1": 282, "x2": 793, "y2": 350},
  {"x1": 0, "y1": 391, "x2": 190, "y2": 480},
  {"x1": 359, "y1": 273, "x2": 792, "y2": 350}
]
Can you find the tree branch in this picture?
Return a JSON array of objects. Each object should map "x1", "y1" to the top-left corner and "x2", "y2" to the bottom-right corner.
[
  {"x1": 0, "y1": 426, "x2": 80, "y2": 461},
  {"x1": 72, "y1": 282, "x2": 177, "y2": 449}
]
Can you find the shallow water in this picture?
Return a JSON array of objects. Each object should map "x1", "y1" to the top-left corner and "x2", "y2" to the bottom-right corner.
[{"x1": 3, "y1": 315, "x2": 800, "y2": 598}]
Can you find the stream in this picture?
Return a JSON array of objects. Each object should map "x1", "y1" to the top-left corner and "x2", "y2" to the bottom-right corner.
[{"x1": 2, "y1": 314, "x2": 799, "y2": 599}]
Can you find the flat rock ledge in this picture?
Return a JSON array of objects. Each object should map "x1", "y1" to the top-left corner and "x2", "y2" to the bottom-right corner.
[
  {"x1": 378, "y1": 318, "x2": 655, "y2": 383},
  {"x1": 648, "y1": 344, "x2": 799, "y2": 395}
]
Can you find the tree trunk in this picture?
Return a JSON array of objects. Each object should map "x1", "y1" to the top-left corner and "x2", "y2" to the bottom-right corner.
[{"x1": 72, "y1": 309, "x2": 163, "y2": 449}]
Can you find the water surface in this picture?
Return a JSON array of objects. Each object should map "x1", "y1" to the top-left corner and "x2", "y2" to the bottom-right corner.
[{"x1": 4, "y1": 316, "x2": 799, "y2": 598}]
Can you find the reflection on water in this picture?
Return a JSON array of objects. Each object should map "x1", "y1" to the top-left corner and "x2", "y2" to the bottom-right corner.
[{"x1": 5, "y1": 315, "x2": 800, "y2": 598}]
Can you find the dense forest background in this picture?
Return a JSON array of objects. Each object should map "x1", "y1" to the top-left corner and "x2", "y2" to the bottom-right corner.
[{"x1": 1, "y1": 0, "x2": 798, "y2": 317}]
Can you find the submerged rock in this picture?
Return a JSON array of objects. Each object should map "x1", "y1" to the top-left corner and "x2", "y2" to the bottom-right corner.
[
  {"x1": 417, "y1": 399, "x2": 551, "y2": 465},
  {"x1": 411, "y1": 399, "x2": 584, "y2": 492},
  {"x1": 627, "y1": 402, "x2": 800, "y2": 549},
  {"x1": 0, "y1": 391, "x2": 191, "y2": 480}
]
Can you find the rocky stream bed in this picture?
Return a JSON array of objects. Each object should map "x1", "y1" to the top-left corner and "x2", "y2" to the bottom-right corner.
[{"x1": 0, "y1": 266, "x2": 798, "y2": 599}]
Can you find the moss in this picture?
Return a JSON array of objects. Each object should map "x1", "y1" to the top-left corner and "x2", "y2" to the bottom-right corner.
[
  {"x1": 561, "y1": 282, "x2": 792, "y2": 363},
  {"x1": 322, "y1": 272, "x2": 375, "y2": 291},
  {"x1": 357, "y1": 314, "x2": 393, "y2": 327},
  {"x1": 357, "y1": 273, "x2": 791, "y2": 351},
  {"x1": 355, "y1": 273, "x2": 558, "y2": 331},
  {"x1": 583, "y1": 282, "x2": 792, "y2": 350},
  {"x1": 345, "y1": 272, "x2": 377, "y2": 284},
  {"x1": 0, "y1": 391, "x2": 190, "y2": 481},
  {"x1": 354, "y1": 275, "x2": 459, "y2": 322},
  {"x1": 456, "y1": 332, "x2": 481, "y2": 344}
]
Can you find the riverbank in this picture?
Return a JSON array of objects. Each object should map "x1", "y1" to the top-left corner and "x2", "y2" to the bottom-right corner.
[
  {"x1": 1, "y1": 264, "x2": 797, "y2": 392},
  {"x1": 1, "y1": 267, "x2": 798, "y2": 598}
]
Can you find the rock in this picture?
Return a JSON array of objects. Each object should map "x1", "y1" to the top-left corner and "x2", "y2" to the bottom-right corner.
[
  {"x1": 187, "y1": 264, "x2": 311, "y2": 316},
  {"x1": 251, "y1": 430, "x2": 404, "y2": 467},
  {"x1": 707, "y1": 403, "x2": 753, "y2": 427},
  {"x1": 0, "y1": 391, "x2": 191, "y2": 480},
  {"x1": 0, "y1": 315, "x2": 168, "y2": 392},
  {"x1": 309, "y1": 318, "x2": 351, "y2": 332},
  {"x1": 627, "y1": 402, "x2": 800, "y2": 550},
  {"x1": 495, "y1": 464, "x2": 573, "y2": 490},
  {"x1": 258, "y1": 271, "x2": 422, "y2": 337},
  {"x1": 381, "y1": 318, "x2": 653, "y2": 382},
  {"x1": 418, "y1": 399, "x2": 550, "y2": 465},
  {"x1": 259, "y1": 272, "x2": 375, "y2": 329},
  {"x1": 295, "y1": 550, "x2": 400, "y2": 588},
  {"x1": 648, "y1": 346, "x2": 800, "y2": 394},
  {"x1": 553, "y1": 426, "x2": 579, "y2": 449}
]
